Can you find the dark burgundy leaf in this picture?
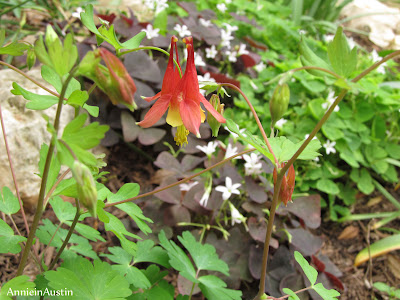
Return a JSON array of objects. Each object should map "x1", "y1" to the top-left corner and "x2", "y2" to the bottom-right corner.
[
  {"x1": 230, "y1": 13, "x2": 261, "y2": 28},
  {"x1": 108, "y1": 108, "x2": 121, "y2": 129},
  {"x1": 325, "y1": 272, "x2": 345, "y2": 291},
  {"x1": 288, "y1": 228, "x2": 323, "y2": 256},
  {"x1": 97, "y1": 13, "x2": 116, "y2": 24},
  {"x1": 177, "y1": 274, "x2": 200, "y2": 295},
  {"x1": 280, "y1": 273, "x2": 309, "y2": 300},
  {"x1": 269, "y1": 246, "x2": 295, "y2": 281},
  {"x1": 138, "y1": 128, "x2": 166, "y2": 145},
  {"x1": 207, "y1": 71, "x2": 241, "y2": 88},
  {"x1": 243, "y1": 36, "x2": 268, "y2": 51},
  {"x1": 312, "y1": 255, "x2": 326, "y2": 272},
  {"x1": 113, "y1": 18, "x2": 142, "y2": 37},
  {"x1": 315, "y1": 254, "x2": 343, "y2": 277},
  {"x1": 242, "y1": 202, "x2": 265, "y2": 218},
  {"x1": 177, "y1": 2, "x2": 200, "y2": 18},
  {"x1": 248, "y1": 217, "x2": 267, "y2": 243},
  {"x1": 154, "y1": 151, "x2": 182, "y2": 173},
  {"x1": 101, "y1": 128, "x2": 119, "y2": 147},
  {"x1": 182, "y1": 183, "x2": 210, "y2": 213},
  {"x1": 121, "y1": 111, "x2": 139, "y2": 142},
  {"x1": 249, "y1": 244, "x2": 263, "y2": 279},
  {"x1": 134, "y1": 80, "x2": 156, "y2": 108},
  {"x1": 239, "y1": 52, "x2": 261, "y2": 68},
  {"x1": 181, "y1": 155, "x2": 205, "y2": 172},
  {"x1": 278, "y1": 195, "x2": 321, "y2": 229},
  {"x1": 151, "y1": 35, "x2": 171, "y2": 48},
  {"x1": 164, "y1": 204, "x2": 190, "y2": 226},
  {"x1": 124, "y1": 51, "x2": 162, "y2": 83},
  {"x1": 245, "y1": 176, "x2": 268, "y2": 203}
]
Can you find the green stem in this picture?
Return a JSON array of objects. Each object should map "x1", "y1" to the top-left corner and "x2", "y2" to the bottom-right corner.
[
  {"x1": 16, "y1": 67, "x2": 78, "y2": 276},
  {"x1": 120, "y1": 46, "x2": 182, "y2": 78},
  {"x1": 373, "y1": 179, "x2": 400, "y2": 210},
  {"x1": 48, "y1": 199, "x2": 80, "y2": 271},
  {"x1": 104, "y1": 148, "x2": 254, "y2": 208}
]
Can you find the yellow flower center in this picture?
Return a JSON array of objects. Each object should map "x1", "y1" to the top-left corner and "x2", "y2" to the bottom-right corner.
[{"x1": 174, "y1": 125, "x2": 189, "y2": 147}]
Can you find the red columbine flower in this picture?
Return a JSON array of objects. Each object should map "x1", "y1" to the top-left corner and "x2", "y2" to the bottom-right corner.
[
  {"x1": 273, "y1": 163, "x2": 295, "y2": 206},
  {"x1": 138, "y1": 36, "x2": 226, "y2": 146},
  {"x1": 97, "y1": 48, "x2": 137, "y2": 107}
]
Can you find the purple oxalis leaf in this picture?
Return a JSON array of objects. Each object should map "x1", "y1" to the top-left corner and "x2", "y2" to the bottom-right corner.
[
  {"x1": 245, "y1": 176, "x2": 268, "y2": 203},
  {"x1": 288, "y1": 228, "x2": 323, "y2": 256},
  {"x1": 138, "y1": 128, "x2": 166, "y2": 145},
  {"x1": 124, "y1": 51, "x2": 162, "y2": 83}
]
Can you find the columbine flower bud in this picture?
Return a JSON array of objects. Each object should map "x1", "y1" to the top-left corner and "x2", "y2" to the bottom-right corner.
[
  {"x1": 273, "y1": 163, "x2": 295, "y2": 207},
  {"x1": 26, "y1": 48, "x2": 36, "y2": 70},
  {"x1": 71, "y1": 161, "x2": 98, "y2": 218},
  {"x1": 270, "y1": 83, "x2": 290, "y2": 128},
  {"x1": 207, "y1": 94, "x2": 225, "y2": 137}
]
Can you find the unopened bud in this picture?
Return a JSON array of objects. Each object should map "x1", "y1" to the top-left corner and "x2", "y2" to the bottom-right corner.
[
  {"x1": 72, "y1": 161, "x2": 98, "y2": 218},
  {"x1": 270, "y1": 83, "x2": 290, "y2": 128},
  {"x1": 207, "y1": 94, "x2": 224, "y2": 137},
  {"x1": 26, "y1": 48, "x2": 36, "y2": 70}
]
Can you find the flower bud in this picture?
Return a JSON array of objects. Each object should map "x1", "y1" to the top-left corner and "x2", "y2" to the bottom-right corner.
[
  {"x1": 273, "y1": 163, "x2": 295, "y2": 207},
  {"x1": 26, "y1": 48, "x2": 36, "y2": 70},
  {"x1": 270, "y1": 83, "x2": 290, "y2": 128},
  {"x1": 207, "y1": 94, "x2": 225, "y2": 137},
  {"x1": 71, "y1": 161, "x2": 98, "y2": 218}
]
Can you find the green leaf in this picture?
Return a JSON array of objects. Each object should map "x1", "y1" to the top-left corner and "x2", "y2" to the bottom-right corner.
[
  {"x1": 120, "y1": 32, "x2": 146, "y2": 50},
  {"x1": 294, "y1": 251, "x2": 318, "y2": 285},
  {"x1": 0, "y1": 29, "x2": 5, "y2": 47},
  {"x1": 153, "y1": 10, "x2": 168, "y2": 34},
  {"x1": 269, "y1": 137, "x2": 321, "y2": 162},
  {"x1": 134, "y1": 240, "x2": 170, "y2": 267},
  {"x1": 282, "y1": 288, "x2": 301, "y2": 300},
  {"x1": 11, "y1": 82, "x2": 58, "y2": 110},
  {"x1": 299, "y1": 37, "x2": 334, "y2": 78},
  {"x1": 316, "y1": 178, "x2": 340, "y2": 195},
  {"x1": 198, "y1": 275, "x2": 242, "y2": 300},
  {"x1": 0, "y1": 218, "x2": 26, "y2": 254},
  {"x1": 45, "y1": 257, "x2": 131, "y2": 299},
  {"x1": 36, "y1": 219, "x2": 97, "y2": 259},
  {"x1": 158, "y1": 230, "x2": 197, "y2": 282},
  {"x1": 104, "y1": 212, "x2": 139, "y2": 255},
  {"x1": 50, "y1": 196, "x2": 75, "y2": 223},
  {"x1": 68, "y1": 90, "x2": 89, "y2": 107},
  {"x1": 41, "y1": 65, "x2": 81, "y2": 98},
  {"x1": 327, "y1": 27, "x2": 357, "y2": 77},
  {"x1": 0, "y1": 41, "x2": 29, "y2": 56},
  {"x1": 80, "y1": 5, "x2": 102, "y2": 37},
  {"x1": 107, "y1": 183, "x2": 152, "y2": 234},
  {"x1": 0, "y1": 187, "x2": 20, "y2": 215},
  {"x1": 38, "y1": 143, "x2": 61, "y2": 193},
  {"x1": 358, "y1": 168, "x2": 374, "y2": 195},
  {"x1": 313, "y1": 283, "x2": 340, "y2": 299},
  {"x1": 0, "y1": 276, "x2": 35, "y2": 299},
  {"x1": 66, "y1": 222, "x2": 106, "y2": 242},
  {"x1": 354, "y1": 234, "x2": 400, "y2": 267},
  {"x1": 178, "y1": 231, "x2": 229, "y2": 275}
]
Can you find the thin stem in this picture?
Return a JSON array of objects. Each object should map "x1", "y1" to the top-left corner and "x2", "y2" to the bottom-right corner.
[
  {"x1": 16, "y1": 67, "x2": 78, "y2": 276},
  {"x1": 189, "y1": 269, "x2": 200, "y2": 300},
  {"x1": 120, "y1": 46, "x2": 182, "y2": 78},
  {"x1": 43, "y1": 169, "x2": 71, "y2": 208},
  {"x1": 41, "y1": 222, "x2": 62, "y2": 263},
  {"x1": 289, "y1": 66, "x2": 341, "y2": 79},
  {"x1": 267, "y1": 286, "x2": 312, "y2": 299},
  {"x1": 0, "y1": 104, "x2": 29, "y2": 233},
  {"x1": 48, "y1": 199, "x2": 80, "y2": 270},
  {"x1": 104, "y1": 148, "x2": 254, "y2": 208},
  {"x1": 0, "y1": 60, "x2": 61, "y2": 99},
  {"x1": 220, "y1": 83, "x2": 279, "y2": 166}
]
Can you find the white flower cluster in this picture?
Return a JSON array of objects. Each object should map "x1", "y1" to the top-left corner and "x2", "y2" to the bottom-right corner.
[
  {"x1": 197, "y1": 73, "x2": 216, "y2": 95},
  {"x1": 143, "y1": 0, "x2": 168, "y2": 15},
  {"x1": 322, "y1": 90, "x2": 339, "y2": 112},
  {"x1": 142, "y1": 24, "x2": 160, "y2": 39}
]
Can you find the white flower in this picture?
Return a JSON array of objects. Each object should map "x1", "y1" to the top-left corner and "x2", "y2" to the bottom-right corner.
[
  {"x1": 199, "y1": 18, "x2": 211, "y2": 27},
  {"x1": 225, "y1": 0, "x2": 232, "y2": 3},
  {"x1": 223, "y1": 23, "x2": 238, "y2": 34},
  {"x1": 174, "y1": 24, "x2": 191, "y2": 38},
  {"x1": 322, "y1": 90, "x2": 339, "y2": 112},
  {"x1": 194, "y1": 52, "x2": 206, "y2": 67},
  {"x1": 237, "y1": 44, "x2": 249, "y2": 55},
  {"x1": 371, "y1": 50, "x2": 386, "y2": 74},
  {"x1": 206, "y1": 45, "x2": 218, "y2": 59},
  {"x1": 275, "y1": 118, "x2": 287, "y2": 128},
  {"x1": 217, "y1": 3, "x2": 227, "y2": 13},
  {"x1": 254, "y1": 62, "x2": 266, "y2": 72},
  {"x1": 347, "y1": 37, "x2": 357, "y2": 49},
  {"x1": 229, "y1": 202, "x2": 245, "y2": 226},
  {"x1": 225, "y1": 50, "x2": 238, "y2": 62},
  {"x1": 298, "y1": 29, "x2": 307, "y2": 35},
  {"x1": 196, "y1": 141, "x2": 218, "y2": 156},
  {"x1": 144, "y1": 0, "x2": 155, "y2": 9},
  {"x1": 324, "y1": 35, "x2": 334, "y2": 43},
  {"x1": 220, "y1": 29, "x2": 234, "y2": 48},
  {"x1": 224, "y1": 143, "x2": 241, "y2": 160},
  {"x1": 323, "y1": 140, "x2": 336, "y2": 155},
  {"x1": 72, "y1": 7, "x2": 84, "y2": 19},
  {"x1": 243, "y1": 153, "x2": 263, "y2": 175},
  {"x1": 180, "y1": 181, "x2": 198, "y2": 191},
  {"x1": 142, "y1": 24, "x2": 160, "y2": 39},
  {"x1": 155, "y1": 0, "x2": 168, "y2": 14},
  {"x1": 199, "y1": 188, "x2": 211, "y2": 207},
  {"x1": 250, "y1": 80, "x2": 258, "y2": 90},
  {"x1": 215, "y1": 177, "x2": 241, "y2": 201}
]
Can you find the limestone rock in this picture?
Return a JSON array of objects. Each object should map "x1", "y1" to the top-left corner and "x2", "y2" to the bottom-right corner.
[
  {"x1": 0, "y1": 68, "x2": 74, "y2": 209},
  {"x1": 340, "y1": 0, "x2": 400, "y2": 49}
]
